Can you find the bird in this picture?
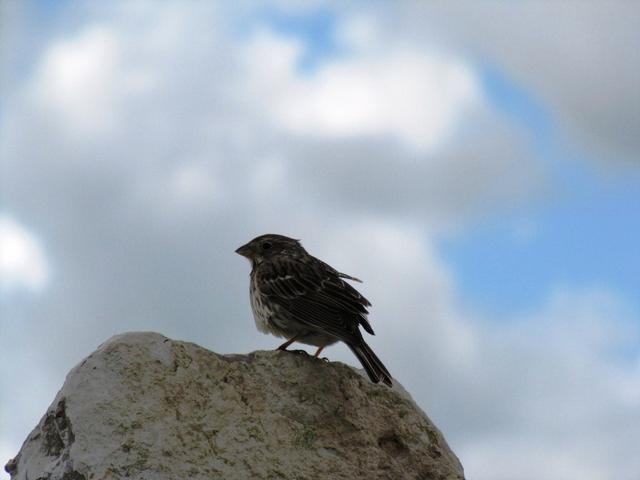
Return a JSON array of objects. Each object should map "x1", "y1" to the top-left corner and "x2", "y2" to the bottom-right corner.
[{"x1": 235, "y1": 233, "x2": 392, "y2": 386}]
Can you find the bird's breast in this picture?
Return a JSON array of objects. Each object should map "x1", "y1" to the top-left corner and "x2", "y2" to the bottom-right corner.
[{"x1": 250, "y1": 275, "x2": 284, "y2": 336}]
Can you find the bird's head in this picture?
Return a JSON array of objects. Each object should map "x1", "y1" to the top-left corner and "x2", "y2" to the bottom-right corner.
[{"x1": 235, "y1": 234, "x2": 305, "y2": 264}]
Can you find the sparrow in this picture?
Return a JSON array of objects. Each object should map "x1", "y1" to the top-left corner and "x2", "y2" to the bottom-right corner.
[{"x1": 236, "y1": 233, "x2": 392, "y2": 386}]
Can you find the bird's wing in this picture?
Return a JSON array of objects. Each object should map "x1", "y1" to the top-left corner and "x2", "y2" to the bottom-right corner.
[{"x1": 257, "y1": 256, "x2": 375, "y2": 339}]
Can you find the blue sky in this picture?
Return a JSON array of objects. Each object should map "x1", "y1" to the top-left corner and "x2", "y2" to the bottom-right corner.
[
  {"x1": 251, "y1": 6, "x2": 340, "y2": 71},
  {"x1": 1, "y1": 2, "x2": 639, "y2": 480},
  {"x1": 441, "y1": 184, "x2": 640, "y2": 317}
]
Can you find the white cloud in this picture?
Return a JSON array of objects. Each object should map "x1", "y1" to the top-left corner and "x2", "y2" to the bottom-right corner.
[
  {"x1": 0, "y1": 216, "x2": 49, "y2": 293},
  {"x1": 471, "y1": 287, "x2": 640, "y2": 480},
  {"x1": 13, "y1": 9, "x2": 537, "y2": 230},
  {"x1": 390, "y1": 2, "x2": 640, "y2": 164},
  {"x1": 244, "y1": 30, "x2": 481, "y2": 152},
  {"x1": 31, "y1": 26, "x2": 122, "y2": 136}
]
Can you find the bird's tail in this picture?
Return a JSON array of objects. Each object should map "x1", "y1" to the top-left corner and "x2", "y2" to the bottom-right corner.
[{"x1": 348, "y1": 339, "x2": 393, "y2": 387}]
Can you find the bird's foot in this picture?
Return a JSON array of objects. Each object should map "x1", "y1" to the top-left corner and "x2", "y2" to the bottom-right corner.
[{"x1": 277, "y1": 347, "x2": 308, "y2": 356}]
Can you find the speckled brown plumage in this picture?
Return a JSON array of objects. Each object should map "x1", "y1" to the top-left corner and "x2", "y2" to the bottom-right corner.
[{"x1": 236, "y1": 233, "x2": 392, "y2": 386}]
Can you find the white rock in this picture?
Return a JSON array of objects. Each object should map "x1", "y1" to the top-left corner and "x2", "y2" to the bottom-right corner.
[{"x1": 5, "y1": 332, "x2": 464, "y2": 479}]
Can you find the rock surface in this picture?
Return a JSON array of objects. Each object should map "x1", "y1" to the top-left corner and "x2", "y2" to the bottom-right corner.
[{"x1": 5, "y1": 332, "x2": 464, "y2": 480}]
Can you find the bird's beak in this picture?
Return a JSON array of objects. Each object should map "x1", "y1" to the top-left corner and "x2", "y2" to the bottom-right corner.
[{"x1": 235, "y1": 243, "x2": 252, "y2": 258}]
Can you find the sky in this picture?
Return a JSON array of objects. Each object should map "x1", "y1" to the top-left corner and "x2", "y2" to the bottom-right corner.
[{"x1": 1, "y1": 1, "x2": 639, "y2": 479}]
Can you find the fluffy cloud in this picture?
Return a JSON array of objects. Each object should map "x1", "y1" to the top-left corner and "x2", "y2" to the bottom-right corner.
[
  {"x1": 236, "y1": 26, "x2": 541, "y2": 226},
  {"x1": 389, "y1": 2, "x2": 640, "y2": 164},
  {"x1": 0, "y1": 216, "x2": 49, "y2": 293},
  {"x1": 244, "y1": 31, "x2": 481, "y2": 152},
  {"x1": 31, "y1": 27, "x2": 123, "y2": 136},
  {"x1": 2, "y1": 2, "x2": 541, "y2": 230},
  {"x1": 457, "y1": 288, "x2": 640, "y2": 480}
]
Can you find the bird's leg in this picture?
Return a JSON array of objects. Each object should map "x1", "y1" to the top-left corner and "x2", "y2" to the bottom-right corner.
[
  {"x1": 277, "y1": 335, "x2": 301, "y2": 351},
  {"x1": 315, "y1": 346, "x2": 330, "y2": 362}
]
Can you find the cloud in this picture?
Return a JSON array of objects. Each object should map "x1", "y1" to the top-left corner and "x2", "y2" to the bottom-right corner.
[
  {"x1": 244, "y1": 31, "x2": 481, "y2": 152},
  {"x1": 0, "y1": 216, "x2": 49, "y2": 293},
  {"x1": 386, "y1": 2, "x2": 640, "y2": 164},
  {"x1": 235, "y1": 26, "x2": 541, "y2": 227},
  {"x1": 31, "y1": 26, "x2": 123, "y2": 137},
  {"x1": 457, "y1": 287, "x2": 640, "y2": 480},
  {"x1": 2, "y1": 5, "x2": 541, "y2": 231}
]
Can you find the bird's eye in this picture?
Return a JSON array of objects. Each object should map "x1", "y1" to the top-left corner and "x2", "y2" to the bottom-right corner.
[{"x1": 261, "y1": 242, "x2": 272, "y2": 250}]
